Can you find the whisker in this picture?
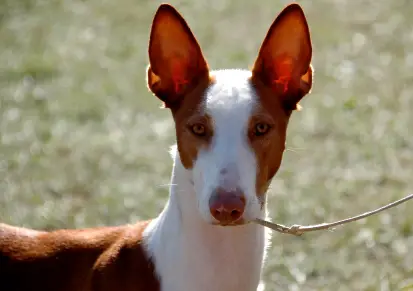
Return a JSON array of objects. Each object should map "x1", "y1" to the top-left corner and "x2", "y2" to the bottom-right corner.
[
  {"x1": 256, "y1": 195, "x2": 266, "y2": 205},
  {"x1": 156, "y1": 183, "x2": 178, "y2": 188},
  {"x1": 285, "y1": 147, "x2": 306, "y2": 153}
]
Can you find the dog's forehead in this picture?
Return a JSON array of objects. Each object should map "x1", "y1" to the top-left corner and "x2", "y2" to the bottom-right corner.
[{"x1": 204, "y1": 69, "x2": 258, "y2": 126}]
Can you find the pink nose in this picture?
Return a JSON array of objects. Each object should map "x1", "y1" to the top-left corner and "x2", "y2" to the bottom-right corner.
[{"x1": 209, "y1": 188, "x2": 246, "y2": 224}]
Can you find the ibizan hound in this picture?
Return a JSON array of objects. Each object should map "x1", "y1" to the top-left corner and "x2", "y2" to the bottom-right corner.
[{"x1": 0, "y1": 3, "x2": 313, "y2": 291}]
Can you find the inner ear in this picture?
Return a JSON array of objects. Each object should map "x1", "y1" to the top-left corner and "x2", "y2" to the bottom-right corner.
[
  {"x1": 147, "y1": 4, "x2": 209, "y2": 108},
  {"x1": 300, "y1": 64, "x2": 313, "y2": 95},
  {"x1": 252, "y1": 3, "x2": 313, "y2": 110}
]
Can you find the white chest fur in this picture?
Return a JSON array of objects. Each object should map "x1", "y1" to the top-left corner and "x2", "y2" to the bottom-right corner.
[{"x1": 143, "y1": 154, "x2": 269, "y2": 291}]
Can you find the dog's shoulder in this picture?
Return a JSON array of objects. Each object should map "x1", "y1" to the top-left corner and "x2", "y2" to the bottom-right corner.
[{"x1": 91, "y1": 220, "x2": 159, "y2": 291}]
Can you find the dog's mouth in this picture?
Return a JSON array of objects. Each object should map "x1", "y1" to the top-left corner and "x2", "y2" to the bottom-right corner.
[{"x1": 212, "y1": 218, "x2": 249, "y2": 227}]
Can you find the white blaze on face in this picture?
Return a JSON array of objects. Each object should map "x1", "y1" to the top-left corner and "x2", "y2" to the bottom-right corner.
[
  {"x1": 192, "y1": 69, "x2": 262, "y2": 223},
  {"x1": 147, "y1": 2, "x2": 314, "y2": 228}
]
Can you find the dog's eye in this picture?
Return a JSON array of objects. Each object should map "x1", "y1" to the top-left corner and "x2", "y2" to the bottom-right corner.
[
  {"x1": 190, "y1": 124, "x2": 206, "y2": 136},
  {"x1": 254, "y1": 123, "x2": 271, "y2": 136}
]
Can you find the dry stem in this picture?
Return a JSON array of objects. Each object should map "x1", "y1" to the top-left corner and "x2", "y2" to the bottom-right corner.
[{"x1": 254, "y1": 193, "x2": 413, "y2": 236}]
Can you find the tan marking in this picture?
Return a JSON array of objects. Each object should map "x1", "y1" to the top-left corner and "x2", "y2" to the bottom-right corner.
[
  {"x1": 170, "y1": 75, "x2": 215, "y2": 169},
  {"x1": 0, "y1": 3, "x2": 318, "y2": 291},
  {"x1": 250, "y1": 3, "x2": 314, "y2": 196},
  {"x1": 146, "y1": 3, "x2": 214, "y2": 168},
  {"x1": 252, "y1": 3, "x2": 313, "y2": 111},
  {"x1": 0, "y1": 221, "x2": 159, "y2": 291},
  {"x1": 146, "y1": 3, "x2": 209, "y2": 109}
]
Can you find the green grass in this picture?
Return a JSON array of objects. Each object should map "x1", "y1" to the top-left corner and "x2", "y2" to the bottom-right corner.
[{"x1": 1, "y1": 0, "x2": 413, "y2": 289}]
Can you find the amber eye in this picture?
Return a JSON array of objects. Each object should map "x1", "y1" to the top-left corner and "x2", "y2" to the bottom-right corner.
[
  {"x1": 254, "y1": 123, "x2": 271, "y2": 136},
  {"x1": 190, "y1": 124, "x2": 206, "y2": 136}
]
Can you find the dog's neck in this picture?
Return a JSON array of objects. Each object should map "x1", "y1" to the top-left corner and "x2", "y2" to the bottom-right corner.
[{"x1": 143, "y1": 149, "x2": 268, "y2": 291}]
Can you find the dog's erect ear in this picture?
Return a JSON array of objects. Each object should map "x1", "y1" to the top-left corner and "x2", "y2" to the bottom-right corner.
[
  {"x1": 147, "y1": 4, "x2": 209, "y2": 108},
  {"x1": 252, "y1": 3, "x2": 313, "y2": 110}
]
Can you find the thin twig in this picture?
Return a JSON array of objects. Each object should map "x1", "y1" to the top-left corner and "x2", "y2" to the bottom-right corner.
[{"x1": 254, "y1": 193, "x2": 413, "y2": 236}]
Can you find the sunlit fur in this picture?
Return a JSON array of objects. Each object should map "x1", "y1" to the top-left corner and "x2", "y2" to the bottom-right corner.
[
  {"x1": 143, "y1": 70, "x2": 271, "y2": 291},
  {"x1": 195, "y1": 69, "x2": 264, "y2": 223},
  {"x1": 0, "y1": 3, "x2": 312, "y2": 291}
]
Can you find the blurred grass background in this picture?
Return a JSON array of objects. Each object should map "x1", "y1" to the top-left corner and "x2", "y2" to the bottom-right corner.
[{"x1": 1, "y1": 0, "x2": 413, "y2": 290}]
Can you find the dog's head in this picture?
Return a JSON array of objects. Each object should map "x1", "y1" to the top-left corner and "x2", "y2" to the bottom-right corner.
[{"x1": 147, "y1": 3, "x2": 313, "y2": 226}]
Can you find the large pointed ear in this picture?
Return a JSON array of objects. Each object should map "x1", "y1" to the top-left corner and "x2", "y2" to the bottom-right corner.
[
  {"x1": 252, "y1": 3, "x2": 313, "y2": 110},
  {"x1": 147, "y1": 4, "x2": 209, "y2": 108}
]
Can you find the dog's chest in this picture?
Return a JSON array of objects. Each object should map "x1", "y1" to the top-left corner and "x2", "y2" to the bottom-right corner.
[{"x1": 153, "y1": 225, "x2": 266, "y2": 291}]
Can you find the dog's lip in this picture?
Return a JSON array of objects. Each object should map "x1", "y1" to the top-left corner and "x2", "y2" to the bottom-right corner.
[{"x1": 213, "y1": 219, "x2": 250, "y2": 227}]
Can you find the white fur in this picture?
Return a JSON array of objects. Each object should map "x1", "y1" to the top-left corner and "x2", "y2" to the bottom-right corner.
[
  {"x1": 143, "y1": 70, "x2": 271, "y2": 291},
  {"x1": 194, "y1": 69, "x2": 262, "y2": 223}
]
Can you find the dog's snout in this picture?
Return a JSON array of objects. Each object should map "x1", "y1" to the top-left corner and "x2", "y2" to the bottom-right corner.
[
  {"x1": 209, "y1": 188, "x2": 246, "y2": 225},
  {"x1": 220, "y1": 168, "x2": 228, "y2": 175}
]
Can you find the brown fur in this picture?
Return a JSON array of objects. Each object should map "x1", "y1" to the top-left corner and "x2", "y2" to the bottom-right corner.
[
  {"x1": 0, "y1": 222, "x2": 159, "y2": 291},
  {"x1": 146, "y1": 3, "x2": 209, "y2": 109},
  {"x1": 146, "y1": 3, "x2": 214, "y2": 169},
  {"x1": 249, "y1": 3, "x2": 313, "y2": 196},
  {"x1": 0, "y1": 3, "x2": 314, "y2": 291}
]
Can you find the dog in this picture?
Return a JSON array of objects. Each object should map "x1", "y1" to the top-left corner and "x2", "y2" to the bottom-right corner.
[{"x1": 0, "y1": 3, "x2": 313, "y2": 291}]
